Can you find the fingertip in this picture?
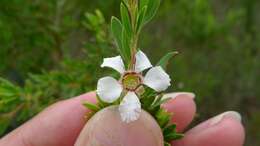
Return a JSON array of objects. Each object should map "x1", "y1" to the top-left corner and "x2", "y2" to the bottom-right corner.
[
  {"x1": 162, "y1": 93, "x2": 197, "y2": 132},
  {"x1": 206, "y1": 117, "x2": 245, "y2": 146},
  {"x1": 173, "y1": 115, "x2": 245, "y2": 146},
  {"x1": 215, "y1": 117, "x2": 245, "y2": 146},
  {"x1": 75, "y1": 106, "x2": 164, "y2": 146},
  {"x1": 73, "y1": 91, "x2": 97, "y2": 103}
]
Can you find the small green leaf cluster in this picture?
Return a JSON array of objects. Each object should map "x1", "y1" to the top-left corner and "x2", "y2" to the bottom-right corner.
[
  {"x1": 140, "y1": 86, "x2": 184, "y2": 146},
  {"x1": 0, "y1": 10, "x2": 113, "y2": 136},
  {"x1": 83, "y1": 95, "x2": 112, "y2": 117},
  {"x1": 83, "y1": 10, "x2": 108, "y2": 43},
  {"x1": 142, "y1": 52, "x2": 185, "y2": 143},
  {"x1": 0, "y1": 78, "x2": 22, "y2": 134},
  {"x1": 111, "y1": 0, "x2": 161, "y2": 67}
]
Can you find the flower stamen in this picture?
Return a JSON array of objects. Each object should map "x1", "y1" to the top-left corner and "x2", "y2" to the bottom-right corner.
[{"x1": 121, "y1": 72, "x2": 142, "y2": 91}]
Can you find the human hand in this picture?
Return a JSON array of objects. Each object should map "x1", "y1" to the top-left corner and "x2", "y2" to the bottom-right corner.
[{"x1": 0, "y1": 92, "x2": 245, "y2": 146}]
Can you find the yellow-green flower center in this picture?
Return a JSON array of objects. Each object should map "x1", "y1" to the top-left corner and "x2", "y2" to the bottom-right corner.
[{"x1": 122, "y1": 72, "x2": 142, "y2": 91}]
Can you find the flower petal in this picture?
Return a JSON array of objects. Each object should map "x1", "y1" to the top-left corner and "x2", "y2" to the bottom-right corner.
[
  {"x1": 119, "y1": 92, "x2": 141, "y2": 123},
  {"x1": 144, "y1": 66, "x2": 171, "y2": 92},
  {"x1": 101, "y1": 56, "x2": 125, "y2": 74},
  {"x1": 135, "y1": 51, "x2": 152, "y2": 73},
  {"x1": 97, "y1": 77, "x2": 122, "y2": 103}
]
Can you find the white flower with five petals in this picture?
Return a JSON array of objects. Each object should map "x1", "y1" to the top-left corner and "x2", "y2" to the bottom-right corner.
[{"x1": 97, "y1": 51, "x2": 171, "y2": 123}]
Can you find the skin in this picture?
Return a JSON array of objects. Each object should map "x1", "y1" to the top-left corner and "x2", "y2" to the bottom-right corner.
[
  {"x1": 0, "y1": 92, "x2": 245, "y2": 146},
  {"x1": 75, "y1": 106, "x2": 164, "y2": 146}
]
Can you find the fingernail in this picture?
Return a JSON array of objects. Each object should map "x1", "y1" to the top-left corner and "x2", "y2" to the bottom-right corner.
[
  {"x1": 210, "y1": 111, "x2": 242, "y2": 126},
  {"x1": 163, "y1": 92, "x2": 195, "y2": 100}
]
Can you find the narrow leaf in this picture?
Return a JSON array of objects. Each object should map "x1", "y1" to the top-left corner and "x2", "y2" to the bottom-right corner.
[
  {"x1": 111, "y1": 17, "x2": 122, "y2": 47},
  {"x1": 156, "y1": 51, "x2": 179, "y2": 70},
  {"x1": 164, "y1": 142, "x2": 171, "y2": 146},
  {"x1": 95, "y1": 9, "x2": 105, "y2": 23},
  {"x1": 111, "y1": 17, "x2": 127, "y2": 60},
  {"x1": 139, "y1": 0, "x2": 149, "y2": 9},
  {"x1": 164, "y1": 133, "x2": 184, "y2": 141},
  {"x1": 121, "y1": 27, "x2": 131, "y2": 62},
  {"x1": 140, "y1": 86, "x2": 158, "y2": 110},
  {"x1": 150, "y1": 95, "x2": 171, "y2": 109},
  {"x1": 140, "y1": 0, "x2": 161, "y2": 23},
  {"x1": 156, "y1": 108, "x2": 171, "y2": 128},
  {"x1": 163, "y1": 124, "x2": 177, "y2": 135},
  {"x1": 136, "y1": 6, "x2": 147, "y2": 33},
  {"x1": 120, "y1": 3, "x2": 132, "y2": 37},
  {"x1": 0, "y1": 78, "x2": 20, "y2": 97},
  {"x1": 0, "y1": 116, "x2": 11, "y2": 135},
  {"x1": 83, "y1": 102, "x2": 100, "y2": 112},
  {"x1": 96, "y1": 95, "x2": 111, "y2": 108}
]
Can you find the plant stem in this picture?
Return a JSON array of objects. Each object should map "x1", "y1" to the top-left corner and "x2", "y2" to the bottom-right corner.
[{"x1": 128, "y1": 0, "x2": 139, "y2": 70}]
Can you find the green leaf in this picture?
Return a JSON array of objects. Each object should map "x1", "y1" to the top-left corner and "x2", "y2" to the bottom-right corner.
[
  {"x1": 151, "y1": 94, "x2": 163, "y2": 105},
  {"x1": 111, "y1": 17, "x2": 123, "y2": 47},
  {"x1": 0, "y1": 78, "x2": 21, "y2": 98},
  {"x1": 139, "y1": 0, "x2": 161, "y2": 23},
  {"x1": 156, "y1": 108, "x2": 171, "y2": 128},
  {"x1": 121, "y1": 27, "x2": 131, "y2": 62},
  {"x1": 120, "y1": 3, "x2": 132, "y2": 37},
  {"x1": 141, "y1": 86, "x2": 158, "y2": 98},
  {"x1": 0, "y1": 78, "x2": 15, "y2": 87},
  {"x1": 0, "y1": 97, "x2": 17, "y2": 107},
  {"x1": 0, "y1": 116, "x2": 11, "y2": 135},
  {"x1": 111, "y1": 17, "x2": 126, "y2": 59},
  {"x1": 164, "y1": 142, "x2": 171, "y2": 146},
  {"x1": 96, "y1": 95, "x2": 111, "y2": 108},
  {"x1": 164, "y1": 133, "x2": 184, "y2": 142},
  {"x1": 95, "y1": 9, "x2": 105, "y2": 24},
  {"x1": 83, "y1": 102, "x2": 100, "y2": 112},
  {"x1": 140, "y1": 86, "x2": 158, "y2": 110},
  {"x1": 150, "y1": 94, "x2": 171, "y2": 109},
  {"x1": 163, "y1": 123, "x2": 184, "y2": 142},
  {"x1": 174, "y1": 133, "x2": 185, "y2": 140},
  {"x1": 136, "y1": 5, "x2": 147, "y2": 33},
  {"x1": 85, "y1": 13, "x2": 99, "y2": 28},
  {"x1": 111, "y1": 16, "x2": 131, "y2": 63},
  {"x1": 139, "y1": 0, "x2": 149, "y2": 9},
  {"x1": 156, "y1": 51, "x2": 179, "y2": 70},
  {"x1": 163, "y1": 124, "x2": 177, "y2": 135},
  {"x1": 122, "y1": 0, "x2": 128, "y2": 6}
]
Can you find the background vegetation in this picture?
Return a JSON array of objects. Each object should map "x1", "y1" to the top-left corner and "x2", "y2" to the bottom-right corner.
[{"x1": 0, "y1": 0, "x2": 259, "y2": 145}]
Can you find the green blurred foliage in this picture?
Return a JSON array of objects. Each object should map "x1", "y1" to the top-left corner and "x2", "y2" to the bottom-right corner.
[{"x1": 0, "y1": 0, "x2": 259, "y2": 145}]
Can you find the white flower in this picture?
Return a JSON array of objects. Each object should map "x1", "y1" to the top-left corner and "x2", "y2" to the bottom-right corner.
[{"x1": 96, "y1": 51, "x2": 171, "y2": 123}]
